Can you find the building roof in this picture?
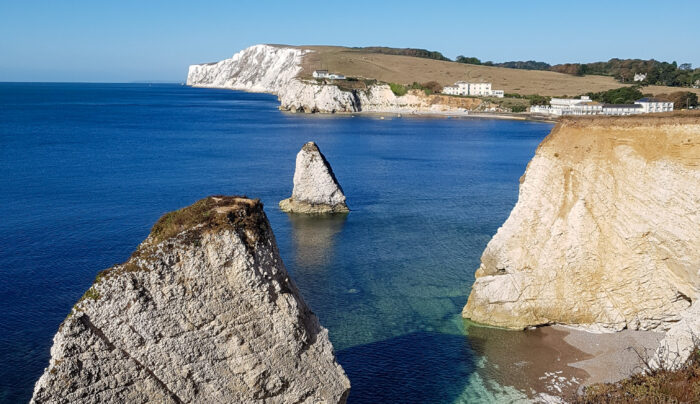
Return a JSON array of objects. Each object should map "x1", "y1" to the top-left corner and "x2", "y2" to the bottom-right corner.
[
  {"x1": 603, "y1": 104, "x2": 642, "y2": 108},
  {"x1": 636, "y1": 97, "x2": 667, "y2": 103}
]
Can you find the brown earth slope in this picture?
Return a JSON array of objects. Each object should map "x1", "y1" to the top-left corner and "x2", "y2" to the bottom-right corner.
[{"x1": 291, "y1": 45, "x2": 700, "y2": 98}]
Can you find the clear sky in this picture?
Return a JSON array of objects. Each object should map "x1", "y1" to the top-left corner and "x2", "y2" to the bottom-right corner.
[{"x1": 1, "y1": 0, "x2": 698, "y2": 82}]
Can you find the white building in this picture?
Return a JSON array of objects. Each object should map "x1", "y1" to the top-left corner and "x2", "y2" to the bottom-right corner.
[
  {"x1": 531, "y1": 96, "x2": 603, "y2": 116},
  {"x1": 442, "y1": 85, "x2": 460, "y2": 95},
  {"x1": 550, "y1": 95, "x2": 593, "y2": 108},
  {"x1": 441, "y1": 81, "x2": 504, "y2": 98},
  {"x1": 601, "y1": 104, "x2": 643, "y2": 115},
  {"x1": 635, "y1": 97, "x2": 673, "y2": 113},
  {"x1": 312, "y1": 70, "x2": 346, "y2": 80},
  {"x1": 531, "y1": 95, "x2": 674, "y2": 116},
  {"x1": 633, "y1": 73, "x2": 647, "y2": 82}
]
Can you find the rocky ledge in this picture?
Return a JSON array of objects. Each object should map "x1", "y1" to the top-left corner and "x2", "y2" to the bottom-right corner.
[
  {"x1": 280, "y1": 142, "x2": 349, "y2": 214},
  {"x1": 32, "y1": 196, "x2": 350, "y2": 403},
  {"x1": 463, "y1": 113, "x2": 700, "y2": 336}
]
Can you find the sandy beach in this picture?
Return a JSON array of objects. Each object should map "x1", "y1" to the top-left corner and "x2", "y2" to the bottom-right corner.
[
  {"x1": 466, "y1": 322, "x2": 664, "y2": 400},
  {"x1": 559, "y1": 325, "x2": 664, "y2": 385}
]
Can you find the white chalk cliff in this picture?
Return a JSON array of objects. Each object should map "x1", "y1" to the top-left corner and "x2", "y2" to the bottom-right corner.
[
  {"x1": 187, "y1": 45, "x2": 495, "y2": 114},
  {"x1": 280, "y1": 142, "x2": 349, "y2": 214},
  {"x1": 31, "y1": 196, "x2": 350, "y2": 403},
  {"x1": 187, "y1": 45, "x2": 307, "y2": 93},
  {"x1": 463, "y1": 114, "x2": 700, "y2": 336}
]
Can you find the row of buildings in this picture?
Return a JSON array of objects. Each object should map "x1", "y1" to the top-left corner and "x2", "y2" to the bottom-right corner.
[
  {"x1": 530, "y1": 96, "x2": 673, "y2": 116},
  {"x1": 312, "y1": 70, "x2": 346, "y2": 80},
  {"x1": 442, "y1": 81, "x2": 505, "y2": 98}
]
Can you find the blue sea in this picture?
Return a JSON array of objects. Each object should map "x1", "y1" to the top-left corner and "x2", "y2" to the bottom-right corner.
[{"x1": 0, "y1": 83, "x2": 554, "y2": 403}]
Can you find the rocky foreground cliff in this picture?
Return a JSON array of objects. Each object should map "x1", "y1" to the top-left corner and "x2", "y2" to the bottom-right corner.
[
  {"x1": 463, "y1": 113, "x2": 700, "y2": 335},
  {"x1": 32, "y1": 196, "x2": 350, "y2": 403},
  {"x1": 187, "y1": 44, "x2": 497, "y2": 114}
]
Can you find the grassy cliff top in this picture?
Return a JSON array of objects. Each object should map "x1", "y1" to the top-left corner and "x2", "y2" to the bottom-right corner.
[
  {"x1": 149, "y1": 195, "x2": 265, "y2": 244},
  {"x1": 557, "y1": 109, "x2": 700, "y2": 126},
  {"x1": 539, "y1": 110, "x2": 700, "y2": 167}
]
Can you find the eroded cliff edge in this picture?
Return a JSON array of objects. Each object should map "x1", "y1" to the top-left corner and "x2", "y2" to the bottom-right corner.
[
  {"x1": 32, "y1": 196, "x2": 350, "y2": 403},
  {"x1": 186, "y1": 44, "x2": 496, "y2": 114},
  {"x1": 463, "y1": 113, "x2": 700, "y2": 333}
]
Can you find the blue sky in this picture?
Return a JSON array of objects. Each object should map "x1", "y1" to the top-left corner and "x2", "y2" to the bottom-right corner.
[{"x1": 1, "y1": 0, "x2": 698, "y2": 82}]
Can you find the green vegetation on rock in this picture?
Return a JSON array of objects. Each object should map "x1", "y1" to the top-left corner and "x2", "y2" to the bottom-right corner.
[
  {"x1": 408, "y1": 81, "x2": 443, "y2": 95},
  {"x1": 389, "y1": 83, "x2": 407, "y2": 96}
]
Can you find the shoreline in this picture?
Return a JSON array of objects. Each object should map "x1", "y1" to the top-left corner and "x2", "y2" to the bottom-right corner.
[
  {"x1": 352, "y1": 109, "x2": 558, "y2": 123},
  {"x1": 278, "y1": 108, "x2": 559, "y2": 123},
  {"x1": 190, "y1": 84, "x2": 558, "y2": 124},
  {"x1": 467, "y1": 322, "x2": 665, "y2": 401}
]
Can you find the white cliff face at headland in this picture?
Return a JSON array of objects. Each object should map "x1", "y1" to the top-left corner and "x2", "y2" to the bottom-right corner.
[
  {"x1": 187, "y1": 45, "x2": 308, "y2": 94},
  {"x1": 186, "y1": 44, "x2": 497, "y2": 114}
]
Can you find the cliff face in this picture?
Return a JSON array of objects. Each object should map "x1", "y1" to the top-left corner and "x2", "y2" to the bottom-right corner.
[
  {"x1": 186, "y1": 45, "x2": 307, "y2": 93},
  {"x1": 32, "y1": 196, "x2": 350, "y2": 403},
  {"x1": 463, "y1": 114, "x2": 700, "y2": 332},
  {"x1": 187, "y1": 45, "x2": 496, "y2": 114}
]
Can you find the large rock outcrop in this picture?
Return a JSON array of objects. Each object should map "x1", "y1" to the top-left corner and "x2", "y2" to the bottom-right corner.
[
  {"x1": 187, "y1": 44, "x2": 497, "y2": 114},
  {"x1": 280, "y1": 142, "x2": 349, "y2": 214},
  {"x1": 32, "y1": 196, "x2": 350, "y2": 403},
  {"x1": 463, "y1": 113, "x2": 700, "y2": 332}
]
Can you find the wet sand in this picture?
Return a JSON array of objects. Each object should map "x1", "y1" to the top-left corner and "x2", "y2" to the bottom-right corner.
[
  {"x1": 466, "y1": 322, "x2": 664, "y2": 399},
  {"x1": 466, "y1": 324, "x2": 592, "y2": 397}
]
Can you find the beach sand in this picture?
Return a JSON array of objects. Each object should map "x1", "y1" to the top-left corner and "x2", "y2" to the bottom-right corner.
[
  {"x1": 465, "y1": 322, "x2": 664, "y2": 400},
  {"x1": 558, "y1": 325, "x2": 664, "y2": 385}
]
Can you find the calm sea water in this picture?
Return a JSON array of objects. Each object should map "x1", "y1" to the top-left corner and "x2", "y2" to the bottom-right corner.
[{"x1": 0, "y1": 83, "x2": 552, "y2": 403}]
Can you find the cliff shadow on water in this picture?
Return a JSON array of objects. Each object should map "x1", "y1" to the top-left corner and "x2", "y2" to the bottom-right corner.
[{"x1": 337, "y1": 331, "x2": 477, "y2": 404}]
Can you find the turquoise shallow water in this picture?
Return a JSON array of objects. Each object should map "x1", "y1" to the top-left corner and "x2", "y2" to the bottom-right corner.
[{"x1": 0, "y1": 83, "x2": 552, "y2": 403}]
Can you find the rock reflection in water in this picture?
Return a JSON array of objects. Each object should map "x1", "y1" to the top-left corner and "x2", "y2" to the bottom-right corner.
[{"x1": 287, "y1": 213, "x2": 347, "y2": 269}]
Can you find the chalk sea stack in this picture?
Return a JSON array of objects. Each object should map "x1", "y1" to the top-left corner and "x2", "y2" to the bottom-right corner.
[
  {"x1": 463, "y1": 113, "x2": 700, "y2": 334},
  {"x1": 31, "y1": 196, "x2": 350, "y2": 403},
  {"x1": 279, "y1": 142, "x2": 349, "y2": 214}
]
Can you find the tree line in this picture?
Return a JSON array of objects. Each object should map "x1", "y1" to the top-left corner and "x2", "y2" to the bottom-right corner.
[{"x1": 454, "y1": 55, "x2": 700, "y2": 88}]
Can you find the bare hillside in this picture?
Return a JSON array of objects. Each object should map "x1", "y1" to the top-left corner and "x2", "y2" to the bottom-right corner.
[{"x1": 293, "y1": 45, "x2": 700, "y2": 97}]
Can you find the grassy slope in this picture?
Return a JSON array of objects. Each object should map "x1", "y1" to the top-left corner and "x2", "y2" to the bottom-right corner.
[{"x1": 293, "y1": 45, "x2": 700, "y2": 98}]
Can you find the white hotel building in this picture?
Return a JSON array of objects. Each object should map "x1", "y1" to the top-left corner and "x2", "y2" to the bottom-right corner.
[
  {"x1": 530, "y1": 96, "x2": 673, "y2": 116},
  {"x1": 442, "y1": 82, "x2": 505, "y2": 98}
]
